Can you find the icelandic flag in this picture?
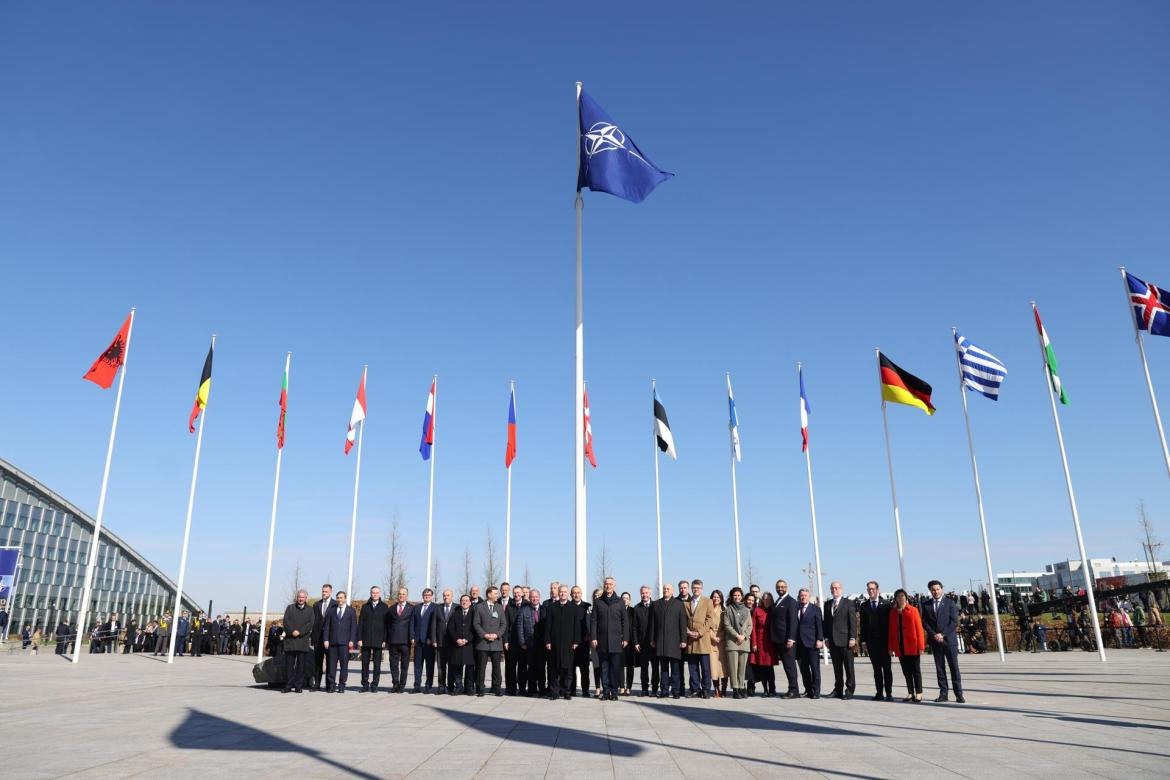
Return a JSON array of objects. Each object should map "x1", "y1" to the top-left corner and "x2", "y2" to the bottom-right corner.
[
  {"x1": 419, "y1": 378, "x2": 436, "y2": 461},
  {"x1": 799, "y1": 366, "x2": 811, "y2": 452},
  {"x1": 1126, "y1": 271, "x2": 1170, "y2": 337},
  {"x1": 577, "y1": 89, "x2": 673, "y2": 204},
  {"x1": 726, "y1": 374, "x2": 741, "y2": 462},
  {"x1": 505, "y1": 386, "x2": 517, "y2": 468}
]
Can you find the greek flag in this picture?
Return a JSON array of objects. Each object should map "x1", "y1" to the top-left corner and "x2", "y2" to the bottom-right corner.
[{"x1": 954, "y1": 332, "x2": 1007, "y2": 401}]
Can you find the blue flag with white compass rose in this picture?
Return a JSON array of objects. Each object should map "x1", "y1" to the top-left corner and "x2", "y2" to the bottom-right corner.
[{"x1": 577, "y1": 89, "x2": 673, "y2": 203}]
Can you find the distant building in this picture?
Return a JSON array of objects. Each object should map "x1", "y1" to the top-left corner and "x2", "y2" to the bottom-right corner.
[{"x1": 998, "y1": 557, "x2": 1168, "y2": 594}]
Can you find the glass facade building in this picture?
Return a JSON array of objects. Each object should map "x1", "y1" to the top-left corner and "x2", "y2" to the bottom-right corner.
[{"x1": 0, "y1": 458, "x2": 199, "y2": 635}]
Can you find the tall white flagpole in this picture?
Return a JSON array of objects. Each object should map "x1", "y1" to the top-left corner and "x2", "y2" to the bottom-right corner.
[
  {"x1": 168, "y1": 333, "x2": 213, "y2": 664},
  {"x1": 876, "y1": 349, "x2": 909, "y2": 593},
  {"x1": 726, "y1": 373, "x2": 742, "y2": 587},
  {"x1": 257, "y1": 351, "x2": 290, "y2": 662},
  {"x1": 505, "y1": 380, "x2": 514, "y2": 585},
  {"x1": 346, "y1": 365, "x2": 367, "y2": 600},
  {"x1": 1119, "y1": 267, "x2": 1170, "y2": 481},
  {"x1": 574, "y1": 81, "x2": 587, "y2": 591},
  {"x1": 652, "y1": 378, "x2": 664, "y2": 596},
  {"x1": 425, "y1": 374, "x2": 437, "y2": 590},
  {"x1": 798, "y1": 363, "x2": 828, "y2": 664},
  {"x1": 74, "y1": 308, "x2": 135, "y2": 663},
  {"x1": 950, "y1": 331, "x2": 1006, "y2": 662},
  {"x1": 1030, "y1": 303, "x2": 1106, "y2": 662}
]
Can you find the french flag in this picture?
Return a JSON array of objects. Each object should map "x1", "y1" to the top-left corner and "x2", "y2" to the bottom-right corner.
[
  {"x1": 505, "y1": 385, "x2": 517, "y2": 468},
  {"x1": 419, "y1": 378, "x2": 436, "y2": 461},
  {"x1": 799, "y1": 366, "x2": 811, "y2": 452}
]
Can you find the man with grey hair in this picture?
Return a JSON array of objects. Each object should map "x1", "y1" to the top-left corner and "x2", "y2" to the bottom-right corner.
[
  {"x1": 794, "y1": 588, "x2": 823, "y2": 699},
  {"x1": 281, "y1": 589, "x2": 314, "y2": 693},
  {"x1": 823, "y1": 580, "x2": 856, "y2": 699}
]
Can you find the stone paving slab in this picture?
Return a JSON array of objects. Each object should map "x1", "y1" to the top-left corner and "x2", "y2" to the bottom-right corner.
[{"x1": 1, "y1": 650, "x2": 1167, "y2": 778}]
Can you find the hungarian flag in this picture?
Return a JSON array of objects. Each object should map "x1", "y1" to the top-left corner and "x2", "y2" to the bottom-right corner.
[
  {"x1": 1033, "y1": 305, "x2": 1068, "y2": 405},
  {"x1": 83, "y1": 313, "x2": 132, "y2": 389},
  {"x1": 188, "y1": 343, "x2": 213, "y2": 433},
  {"x1": 879, "y1": 352, "x2": 935, "y2": 415},
  {"x1": 276, "y1": 365, "x2": 288, "y2": 450},
  {"x1": 505, "y1": 385, "x2": 517, "y2": 468},
  {"x1": 583, "y1": 385, "x2": 597, "y2": 468},
  {"x1": 345, "y1": 370, "x2": 367, "y2": 454}
]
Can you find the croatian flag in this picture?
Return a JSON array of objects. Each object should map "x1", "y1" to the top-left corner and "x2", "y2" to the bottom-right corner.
[
  {"x1": 505, "y1": 386, "x2": 517, "y2": 468},
  {"x1": 799, "y1": 366, "x2": 811, "y2": 452},
  {"x1": 419, "y1": 378, "x2": 436, "y2": 461},
  {"x1": 345, "y1": 369, "x2": 367, "y2": 455}
]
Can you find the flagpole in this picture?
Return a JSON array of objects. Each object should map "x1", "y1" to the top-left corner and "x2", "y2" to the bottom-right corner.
[
  {"x1": 574, "y1": 81, "x2": 587, "y2": 591},
  {"x1": 652, "y1": 378, "x2": 664, "y2": 596},
  {"x1": 726, "y1": 373, "x2": 742, "y2": 587},
  {"x1": 950, "y1": 331, "x2": 1006, "y2": 662},
  {"x1": 168, "y1": 333, "x2": 213, "y2": 664},
  {"x1": 504, "y1": 380, "x2": 514, "y2": 584},
  {"x1": 798, "y1": 363, "x2": 828, "y2": 665},
  {"x1": 1030, "y1": 303, "x2": 1106, "y2": 661},
  {"x1": 74, "y1": 308, "x2": 135, "y2": 662},
  {"x1": 1119, "y1": 267, "x2": 1170, "y2": 481},
  {"x1": 347, "y1": 365, "x2": 367, "y2": 600},
  {"x1": 257, "y1": 351, "x2": 290, "y2": 662},
  {"x1": 422, "y1": 374, "x2": 438, "y2": 591},
  {"x1": 876, "y1": 349, "x2": 909, "y2": 593}
]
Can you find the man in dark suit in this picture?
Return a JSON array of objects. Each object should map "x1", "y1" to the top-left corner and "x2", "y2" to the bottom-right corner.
[
  {"x1": 590, "y1": 577, "x2": 628, "y2": 701},
  {"x1": 310, "y1": 584, "x2": 335, "y2": 690},
  {"x1": 431, "y1": 589, "x2": 456, "y2": 694},
  {"x1": 770, "y1": 579, "x2": 800, "y2": 698},
  {"x1": 504, "y1": 587, "x2": 527, "y2": 695},
  {"x1": 123, "y1": 618, "x2": 137, "y2": 654},
  {"x1": 570, "y1": 586, "x2": 591, "y2": 696},
  {"x1": 795, "y1": 588, "x2": 823, "y2": 699},
  {"x1": 322, "y1": 590, "x2": 357, "y2": 692},
  {"x1": 823, "y1": 581, "x2": 856, "y2": 699},
  {"x1": 542, "y1": 581, "x2": 560, "y2": 696},
  {"x1": 544, "y1": 585, "x2": 581, "y2": 700},
  {"x1": 650, "y1": 583, "x2": 688, "y2": 699},
  {"x1": 631, "y1": 585, "x2": 658, "y2": 696},
  {"x1": 411, "y1": 588, "x2": 436, "y2": 693},
  {"x1": 100, "y1": 614, "x2": 121, "y2": 655},
  {"x1": 386, "y1": 587, "x2": 414, "y2": 693},
  {"x1": 859, "y1": 580, "x2": 892, "y2": 701},
  {"x1": 473, "y1": 586, "x2": 507, "y2": 696},
  {"x1": 921, "y1": 579, "x2": 965, "y2": 703},
  {"x1": 358, "y1": 586, "x2": 388, "y2": 692}
]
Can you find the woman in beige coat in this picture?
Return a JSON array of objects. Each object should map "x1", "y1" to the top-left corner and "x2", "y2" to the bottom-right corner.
[
  {"x1": 722, "y1": 587, "x2": 753, "y2": 698},
  {"x1": 708, "y1": 590, "x2": 726, "y2": 697}
]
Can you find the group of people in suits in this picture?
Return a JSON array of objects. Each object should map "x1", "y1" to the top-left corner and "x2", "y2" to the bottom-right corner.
[{"x1": 277, "y1": 576, "x2": 965, "y2": 704}]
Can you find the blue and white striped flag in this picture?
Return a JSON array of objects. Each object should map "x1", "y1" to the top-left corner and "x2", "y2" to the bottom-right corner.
[
  {"x1": 954, "y1": 331, "x2": 1007, "y2": 400},
  {"x1": 726, "y1": 373, "x2": 741, "y2": 462}
]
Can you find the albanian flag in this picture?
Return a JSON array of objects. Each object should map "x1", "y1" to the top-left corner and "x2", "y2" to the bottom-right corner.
[
  {"x1": 188, "y1": 342, "x2": 213, "y2": 433},
  {"x1": 84, "y1": 313, "x2": 133, "y2": 389}
]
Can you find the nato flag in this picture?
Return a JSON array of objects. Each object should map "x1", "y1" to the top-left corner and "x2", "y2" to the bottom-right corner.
[{"x1": 577, "y1": 89, "x2": 673, "y2": 203}]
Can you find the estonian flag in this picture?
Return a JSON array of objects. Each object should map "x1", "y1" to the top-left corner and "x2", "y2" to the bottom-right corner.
[{"x1": 653, "y1": 388, "x2": 677, "y2": 460}]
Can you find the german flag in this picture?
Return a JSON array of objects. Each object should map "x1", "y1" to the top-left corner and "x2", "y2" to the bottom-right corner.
[
  {"x1": 188, "y1": 342, "x2": 213, "y2": 433},
  {"x1": 879, "y1": 352, "x2": 935, "y2": 415}
]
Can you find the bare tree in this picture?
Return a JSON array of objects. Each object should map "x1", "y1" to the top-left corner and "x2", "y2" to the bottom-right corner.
[
  {"x1": 460, "y1": 546, "x2": 473, "y2": 597},
  {"x1": 594, "y1": 542, "x2": 613, "y2": 593},
  {"x1": 483, "y1": 525, "x2": 501, "y2": 588},
  {"x1": 385, "y1": 510, "x2": 409, "y2": 597},
  {"x1": 430, "y1": 559, "x2": 442, "y2": 594},
  {"x1": 287, "y1": 558, "x2": 304, "y2": 604},
  {"x1": 745, "y1": 557, "x2": 758, "y2": 590},
  {"x1": 523, "y1": 563, "x2": 532, "y2": 589},
  {"x1": 1139, "y1": 502, "x2": 1163, "y2": 575}
]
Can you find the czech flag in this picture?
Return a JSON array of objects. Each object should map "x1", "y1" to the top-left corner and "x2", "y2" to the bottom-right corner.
[
  {"x1": 505, "y1": 385, "x2": 517, "y2": 468},
  {"x1": 419, "y1": 378, "x2": 436, "y2": 460},
  {"x1": 799, "y1": 366, "x2": 811, "y2": 452}
]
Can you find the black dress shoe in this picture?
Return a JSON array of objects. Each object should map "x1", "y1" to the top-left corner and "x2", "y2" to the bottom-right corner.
[
  {"x1": 955, "y1": 694, "x2": 966, "y2": 703},
  {"x1": 831, "y1": 691, "x2": 843, "y2": 699},
  {"x1": 700, "y1": 690, "x2": 709, "y2": 699},
  {"x1": 562, "y1": 693, "x2": 571, "y2": 700},
  {"x1": 810, "y1": 694, "x2": 820, "y2": 699},
  {"x1": 934, "y1": 694, "x2": 949, "y2": 702},
  {"x1": 785, "y1": 691, "x2": 801, "y2": 699},
  {"x1": 885, "y1": 693, "x2": 894, "y2": 701},
  {"x1": 672, "y1": 693, "x2": 680, "y2": 699},
  {"x1": 339, "y1": 686, "x2": 346, "y2": 693},
  {"x1": 843, "y1": 692, "x2": 854, "y2": 700},
  {"x1": 871, "y1": 694, "x2": 883, "y2": 701},
  {"x1": 325, "y1": 686, "x2": 335, "y2": 694}
]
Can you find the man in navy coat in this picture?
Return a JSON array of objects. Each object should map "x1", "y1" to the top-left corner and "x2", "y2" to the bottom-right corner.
[
  {"x1": 386, "y1": 587, "x2": 414, "y2": 693},
  {"x1": 770, "y1": 579, "x2": 801, "y2": 698},
  {"x1": 921, "y1": 580, "x2": 965, "y2": 703},
  {"x1": 410, "y1": 588, "x2": 436, "y2": 693},
  {"x1": 794, "y1": 588, "x2": 823, "y2": 699},
  {"x1": 322, "y1": 590, "x2": 358, "y2": 693}
]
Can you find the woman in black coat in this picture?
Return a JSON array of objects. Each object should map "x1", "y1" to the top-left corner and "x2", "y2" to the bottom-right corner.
[{"x1": 445, "y1": 594, "x2": 477, "y2": 695}]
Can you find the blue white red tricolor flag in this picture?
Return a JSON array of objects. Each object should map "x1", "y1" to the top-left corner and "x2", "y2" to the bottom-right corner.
[
  {"x1": 799, "y1": 366, "x2": 811, "y2": 452},
  {"x1": 419, "y1": 378, "x2": 436, "y2": 460},
  {"x1": 1126, "y1": 271, "x2": 1170, "y2": 337},
  {"x1": 505, "y1": 385, "x2": 517, "y2": 468},
  {"x1": 726, "y1": 374, "x2": 741, "y2": 462}
]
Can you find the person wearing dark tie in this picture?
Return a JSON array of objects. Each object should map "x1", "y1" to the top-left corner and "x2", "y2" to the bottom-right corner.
[
  {"x1": 541, "y1": 581, "x2": 560, "y2": 696},
  {"x1": 411, "y1": 588, "x2": 436, "y2": 693},
  {"x1": 511, "y1": 587, "x2": 536, "y2": 696},
  {"x1": 570, "y1": 586, "x2": 591, "y2": 696},
  {"x1": 431, "y1": 589, "x2": 456, "y2": 694},
  {"x1": 684, "y1": 579, "x2": 715, "y2": 699},
  {"x1": 357, "y1": 586, "x2": 388, "y2": 692},
  {"x1": 309, "y1": 584, "x2": 335, "y2": 691},
  {"x1": 921, "y1": 580, "x2": 965, "y2": 703},
  {"x1": 281, "y1": 590, "x2": 314, "y2": 693},
  {"x1": 504, "y1": 587, "x2": 525, "y2": 695},
  {"x1": 631, "y1": 585, "x2": 658, "y2": 696},
  {"x1": 386, "y1": 587, "x2": 414, "y2": 693},
  {"x1": 823, "y1": 581, "x2": 856, "y2": 699},
  {"x1": 769, "y1": 580, "x2": 800, "y2": 698},
  {"x1": 473, "y1": 586, "x2": 506, "y2": 696},
  {"x1": 589, "y1": 577, "x2": 628, "y2": 701},
  {"x1": 794, "y1": 588, "x2": 823, "y2": 699},
  {"x1": 650, "y1": 582, "x2": 688, "y2": 699},
  {"x1": 322, "y1": 591, "x2": 357, "y2": 693},
  {"x1": 445, "y1": 594, "x2": 477, "y2": 695},
  {"x1": 523, "y1": 588, "x2": 545, "y2": 696},
  {"x1": 544, "y1": 585, "x2": 581, "y2": 700},
  {"x1": 859, "y1": 580, "x2": 893, "y2": 701}
]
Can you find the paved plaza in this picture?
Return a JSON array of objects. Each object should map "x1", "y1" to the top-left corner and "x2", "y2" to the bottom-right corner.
[{"x1": 3, "y1": 649, "x2": 1167, "y2": 778}]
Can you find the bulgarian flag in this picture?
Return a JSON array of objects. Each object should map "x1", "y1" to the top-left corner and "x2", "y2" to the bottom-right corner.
[
  {"x1": 1033, "y1": 305, "x2": 1068, "y2": 405},
  {"x1": 276, "y1": 363, "x2": 289, "y2": 449}
]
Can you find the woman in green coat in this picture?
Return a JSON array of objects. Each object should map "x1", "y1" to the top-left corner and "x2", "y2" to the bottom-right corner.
[{"x1": 722, "y1": 587, "x2": 753, "y2": 699}]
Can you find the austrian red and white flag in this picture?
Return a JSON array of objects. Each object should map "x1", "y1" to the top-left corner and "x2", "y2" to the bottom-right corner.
[
  {"x1": 345, "y1": 369, "x2": 367, "y2": 455},
  {"x1": 583, "y1": 385, "x2": 597, "y2": 468}
]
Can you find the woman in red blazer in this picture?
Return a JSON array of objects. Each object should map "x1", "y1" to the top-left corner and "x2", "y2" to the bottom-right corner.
[
  {"x1": 748, "y1": 593, "x2": 777, "y2": 697},
  {"x1": 888, "y1": 589, "x2": 926, "y2": 702}
]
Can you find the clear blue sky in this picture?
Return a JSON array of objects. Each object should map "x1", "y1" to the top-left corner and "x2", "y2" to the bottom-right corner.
[{"x1": 2, "y1": 3, "x2": 1168, "y2": 610}]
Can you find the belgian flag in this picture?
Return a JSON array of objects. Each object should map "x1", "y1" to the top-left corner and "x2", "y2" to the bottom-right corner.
[
  {"x1": 188, "y1": 342, "x2": 213, "y2": 433},
  {"x1": 879, "y1": 352, "x2": 935, "y2": 415}
]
